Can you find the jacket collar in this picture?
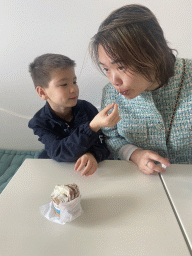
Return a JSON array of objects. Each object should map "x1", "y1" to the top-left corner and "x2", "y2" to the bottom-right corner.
[{"x1": 41, "y1": 100, "x2": 86, "y2": 125}]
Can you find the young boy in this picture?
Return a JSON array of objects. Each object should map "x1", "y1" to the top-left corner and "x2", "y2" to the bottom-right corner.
[{"x1": 28, "y1": 53, "x2": 120, "y2": 176}]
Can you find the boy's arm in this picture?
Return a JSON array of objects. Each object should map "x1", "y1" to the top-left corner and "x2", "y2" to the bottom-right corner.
[
  {"x1": 87, "y1": 103, "x2": 121, "y2": 162},
  {"x1": 87, "y1": 131, "x2": 110, "y2": 162},
  {"x1": 28, "y1": 100, "x2": 117, "y2": 163},
  {"x1": 29, "y1": 120, "x2": 105, "y2": 162},
  {"x1": 74, "y1": 152, "x2": 98, "y2": 176}
]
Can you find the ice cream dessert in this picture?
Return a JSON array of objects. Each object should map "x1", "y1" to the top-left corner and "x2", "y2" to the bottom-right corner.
[{"x1": 51, "y1": 184, "x2": 80, "y2": 216}]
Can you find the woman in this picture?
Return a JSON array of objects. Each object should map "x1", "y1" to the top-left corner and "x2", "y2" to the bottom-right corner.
[{"x1": 89, "y1": 4, "x2": 192, "y2": 174}]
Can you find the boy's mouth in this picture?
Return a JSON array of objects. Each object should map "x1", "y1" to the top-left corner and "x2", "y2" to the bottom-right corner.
[{"x1": 69, "y1": 96, "x2": 78, "y2": 100}]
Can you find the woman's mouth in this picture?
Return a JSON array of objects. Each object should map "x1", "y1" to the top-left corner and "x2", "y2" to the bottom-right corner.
[{"x1": 120, "y1": 90, "x2": 129, "y2": 95}]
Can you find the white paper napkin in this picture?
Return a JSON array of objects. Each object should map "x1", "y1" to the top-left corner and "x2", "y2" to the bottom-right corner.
[{"x1": 40, "y1": 196, "x2": 83, "y2": 225}]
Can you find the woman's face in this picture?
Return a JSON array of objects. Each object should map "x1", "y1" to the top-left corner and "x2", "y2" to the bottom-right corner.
[{"x1": 98, "y1": 45, "x2": 158, "y2": 99}]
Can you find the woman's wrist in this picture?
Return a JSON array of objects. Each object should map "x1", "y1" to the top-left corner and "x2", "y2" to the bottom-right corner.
[
  {"x1": 129, "y1": 148, "x2": 144, "y2": 164},
  {"x1": 118, "y1": 144, "x2": 139, "y2": 161}
]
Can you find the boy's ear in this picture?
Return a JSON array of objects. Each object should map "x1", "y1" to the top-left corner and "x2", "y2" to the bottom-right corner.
[{"x1": 36, "y1": 86, "x2": 48, "y2": 100}]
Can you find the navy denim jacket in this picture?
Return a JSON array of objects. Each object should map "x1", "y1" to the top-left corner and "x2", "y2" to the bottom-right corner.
[{"x1": 28, "y1": 100, "x2": 110, "y2": 162}]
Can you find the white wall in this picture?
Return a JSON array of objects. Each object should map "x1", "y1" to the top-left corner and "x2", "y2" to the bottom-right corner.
[{"x1": 0, "y1": 0, "x2": 191, "y2": 150}]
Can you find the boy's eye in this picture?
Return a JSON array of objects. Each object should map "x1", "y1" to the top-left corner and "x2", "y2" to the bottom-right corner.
[
  {"x1": 61, "y1": 83, "x2": 67, "y2": 86},
  {"x1": 73, "y1": 81, "x2": 77, "y2": 85}
]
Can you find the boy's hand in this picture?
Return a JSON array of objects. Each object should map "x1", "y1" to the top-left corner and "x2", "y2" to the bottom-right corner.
[
  {"x1": 130, "y1": 149, "x2": 171, "y2": 175},
  {"x1": 89, "y1": 103, "x2": 121, "y2": 132},
  {"x1": 74, "y1": 153, "x2": 98, "y2": 176}
]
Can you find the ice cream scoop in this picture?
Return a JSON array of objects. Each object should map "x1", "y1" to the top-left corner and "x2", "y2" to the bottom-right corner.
[{"x1": 51, "y1": 184, "x2": 80, "y2": 205}]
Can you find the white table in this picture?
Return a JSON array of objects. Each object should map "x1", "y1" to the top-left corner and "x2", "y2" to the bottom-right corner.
[
  {"x1": 161, "y1": 164, "x2": 192, "y2": 253},
  {"x1": 0, "y1": 160, "x2": 190, "y2": 256}
]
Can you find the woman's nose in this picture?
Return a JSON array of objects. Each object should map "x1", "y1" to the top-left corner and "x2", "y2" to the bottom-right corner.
[{"x1": 111, "y1": 72, "x2": 123, "y2": 87}]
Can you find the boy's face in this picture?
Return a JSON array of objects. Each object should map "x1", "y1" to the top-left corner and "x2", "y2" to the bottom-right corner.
[{"x1": 39, "y1": 67, "x2": 79, "y2": 112}]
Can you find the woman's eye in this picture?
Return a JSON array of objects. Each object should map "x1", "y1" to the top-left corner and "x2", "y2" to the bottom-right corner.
[
  {"x1": 73, "y1": 81, "x2": 77, "y2": 85},
  {"x1": 118, "y1": 66, "x2": 124, "y2": 71},
  {"x1": 61, "y1": 83, "x2": 67, "y2": 86},
  {"x1": 102, "y1": 68, "x2": 109, "y2": 73}
]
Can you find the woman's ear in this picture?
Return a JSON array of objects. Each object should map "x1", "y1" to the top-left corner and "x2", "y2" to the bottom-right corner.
[{"x1": 36, "y1": 86, "x2": 48, "y2": 100}]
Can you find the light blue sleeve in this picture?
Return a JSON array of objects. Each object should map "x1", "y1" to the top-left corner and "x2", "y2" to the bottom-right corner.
[{"x1": 118, "y1": 144, "x2": 139, "y2": 161}]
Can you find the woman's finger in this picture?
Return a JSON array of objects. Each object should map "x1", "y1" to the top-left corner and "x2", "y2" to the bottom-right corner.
[
  {"x1": 146, "y1": 160, "x2": 166, "y2": 173},
  {"x1": 148, "y1": 154, "x2": 171, "y2": 167},
  {"x1": 142, "y1": 168, "x2": 154, "y2": 175}
]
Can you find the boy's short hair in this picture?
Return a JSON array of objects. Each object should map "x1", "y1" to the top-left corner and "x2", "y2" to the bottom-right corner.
[
  {"x1": 89, "y1": 4, "x2": 176, "y2": 87},
  {"x1": 29, "y1": 53, "x2": 76, "y2": 88}
]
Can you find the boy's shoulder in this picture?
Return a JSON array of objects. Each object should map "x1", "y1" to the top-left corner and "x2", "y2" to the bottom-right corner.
[
  {"x1": 28, "y1": 102, "x2": 53, "y2": 129},
  {"x1": 31, "y1": 102, "x2": 50, "y2": 120}
]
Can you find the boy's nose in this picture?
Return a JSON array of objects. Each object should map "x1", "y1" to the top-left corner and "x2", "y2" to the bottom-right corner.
[{"x1": 70, "y1": 84, "x2": 77, "y2": 93}]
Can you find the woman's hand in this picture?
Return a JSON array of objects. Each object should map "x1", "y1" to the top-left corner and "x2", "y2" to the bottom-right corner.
[
  {"x1": 74, "y1": 153, "x2": 98, "y2": 176},
  {"x1": 130, "y1": 149, "x2": 171, "y2": 175},
  {"x1": 89, "y1": 103, "x2": 121, "y2": 132}
]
